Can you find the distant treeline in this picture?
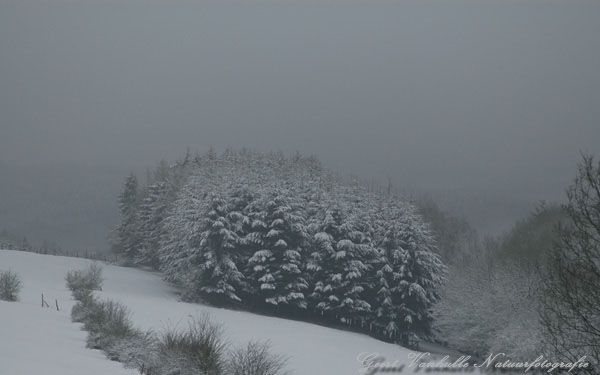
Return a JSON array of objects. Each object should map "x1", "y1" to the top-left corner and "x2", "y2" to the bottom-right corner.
[
  {"x1": 112, "y1": 149, "x2": 447, "y2": 341},
  {"x1": 0, "y1": 229, "x2": 113, "y2": 261},
  {"x1": 434, "y1": 154, "x2": 600, "y2": 371},
  {"x1": 0, "y1": 163, "x2": 125, "y2": 253}
]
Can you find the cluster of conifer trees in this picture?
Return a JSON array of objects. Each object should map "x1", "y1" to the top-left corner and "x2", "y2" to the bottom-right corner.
[{"x1": 114, "y1": 149, "x2": 446, "y2": 340}]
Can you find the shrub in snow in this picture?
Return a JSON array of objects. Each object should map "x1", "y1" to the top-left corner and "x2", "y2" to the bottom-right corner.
[
  {"x1": 70, "y1": 285, "x2": 292, "y2": 375},
  {"x1": 227, "y1": 340, "x2": 289, "y2": 375},
  {"x1": 66, "y1": 262, "x2": 103, "y2": 299},
  {"x1": 71, "y1": 299, "x2": 91, "y2": 323},
  {"x1": 70, "y1": 293, "x2": 135, "y2": 351},
  {"x1": 72, "y1": 286, "x2": 94, "y2": 302},
  {"x1": 71, "y1": 295, "x2": 159, "y2": 372},
  {"x1": 84, "y1": 299, "x2": 134, "y2": 340},
  {"x1": 0, "y1": 270, "x2": 22, "y2": 301},
  {"x1": 103, "y1": 330, "x2": 157, "y2": 366},
  {"x1": 157, "y1": 314, "x2": 226, "y2": 375}
]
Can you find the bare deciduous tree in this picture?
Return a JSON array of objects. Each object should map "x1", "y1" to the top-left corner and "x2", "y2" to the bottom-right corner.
[{"x1": 539, "y1": 154, "x2": 600, "y2": 368}]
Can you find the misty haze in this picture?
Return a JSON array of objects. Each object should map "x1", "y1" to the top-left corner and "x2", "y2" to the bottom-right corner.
[
  {"x1": 1, "y1": 1, "x2": 599, "y2": 374},
  {"x1": 2, "y1": 0, "x2": 599, "y2": 252}
]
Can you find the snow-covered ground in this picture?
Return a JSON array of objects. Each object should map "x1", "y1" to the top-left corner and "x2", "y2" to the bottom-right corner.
[
  {"x1": 0, "y1": 251, "x2": 136, "y2": 375},
  {"x1": 0, "y1": 250, "x2": 473, "y2": 374}
]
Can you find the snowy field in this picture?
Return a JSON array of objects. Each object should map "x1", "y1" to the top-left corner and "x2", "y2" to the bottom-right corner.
[
  {"x1": 0, "y1": 251, "x2": 136, "y2": 375},
  {"x1": 0, "y1": 250, "x2": 474, "y2": 374}
]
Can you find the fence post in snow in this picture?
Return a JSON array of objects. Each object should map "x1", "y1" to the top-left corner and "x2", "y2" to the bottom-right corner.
[{"x1": 41, "y1": 294, "x2": 49, "y2": 308}]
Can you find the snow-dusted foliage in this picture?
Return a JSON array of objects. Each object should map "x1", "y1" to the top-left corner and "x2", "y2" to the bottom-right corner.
[
  {"x1": 434, "y1": 248, "x2": 544, "y2": 360},
  {"x1": 137, "y1": 181, "x2": 171, "y2": 269},
  {"x1": 115, "y1": 149, "x2": 446, "y2": 339},
  {"x1": 185, "y1": 194, "x2": 246, "y2": 303},
  {"x1": 0, "y1": 270, "x2": 22, "y2": 301},
  {"x1": 245, "y1": 189, "x2": 309, "y2": 310},
  {"x1": 539, "y1": 154, "x2": 600, "y2": 367},
  {"x1": 112, "y1": 173, "x2": 141, "y2": 262},
  {"x1": 227, "y1": 340, "x2": 289, "y2": 375},
  {"x1": 309, "y1": 206, "x2": 373, "y2": 325},
  {"x1": 66, "y1": 262, "x2": 103, "y2": 300}
]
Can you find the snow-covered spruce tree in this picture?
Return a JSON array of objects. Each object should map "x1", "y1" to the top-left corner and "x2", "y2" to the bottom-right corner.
[
  {"x1": 137, "y1": 180, "x2": 171, "y2": 269},
  {"x1": 308, "y1": 208, "x2": 339, "y2": 316},
  {"x1": 309, "y1": 207, "x2": 372, "y2": 326},
  {"x1": 391, "y1": 212, "x2": 446, "y2": 336},
  {"x1": 185, "y1": 194, "x2": 246, "y2": 304},
  {"x1": 113, "y1": 173, "x2": 142, "y2": 263},
  {"x1": 158, "y1": 161, "x2": 240, "y2": 286},
  {"x1": 371, "y1": 223, "x2": 405, "y2": 340},
  {"x1": 366, "y1": 201, "x2": 447, "y2": 339},
  {"x1": 342, "y1": 210, "x2": 379, "y2": 327},
  {"x1": 159, "y1": 182, "x2": 205, "y2": 286},
  {"x1": 245, "y1": 190, "x2": 309, "y2": 312}
]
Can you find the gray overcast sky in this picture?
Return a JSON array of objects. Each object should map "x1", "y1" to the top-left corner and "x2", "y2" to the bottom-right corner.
[{"x1": 1, "y1": 0, "x2": 599, "y2": 195}]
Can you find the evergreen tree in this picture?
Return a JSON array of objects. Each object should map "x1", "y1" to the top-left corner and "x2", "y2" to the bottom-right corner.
[
  {"x1": 309, "y1": 208, "x2": 371, "y2": 325},
  {"x1": 187, "y1": 194, "x2": 246, "y2": 304},
  {"x1": 371, "y1": 223, "x2": 408, "y2": 339},
  {"x1": 114, "y1": 173, "x2": 141, "y2": 262},
  {"x1": 159, "y1": 183, "x2": 204, "y2": 285},
  {"x1": 246, "y1": 191, "x2": 309, "y2": 311},
  {"x1": 137, "y1": 181, "x2": 170, "y2": 269},
  {"x1": 393, "y1": 214, "x2": 446, "y2": 335}
]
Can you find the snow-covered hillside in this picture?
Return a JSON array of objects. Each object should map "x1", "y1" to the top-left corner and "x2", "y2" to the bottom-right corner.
[
  {"x1": 0, "y1": 251, "x2": 136, "y2": 375},
  {"x1": 0, "y1": 250, "x2": 471, "y2": 374}
]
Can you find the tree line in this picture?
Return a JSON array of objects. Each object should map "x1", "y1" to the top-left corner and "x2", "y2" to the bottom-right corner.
[
  {"x1": 112, "y1": 149, "x2": 446, "y2": 341},
  {"x1": 433, "y1": 154, "x2": 600, "y2": 370}
]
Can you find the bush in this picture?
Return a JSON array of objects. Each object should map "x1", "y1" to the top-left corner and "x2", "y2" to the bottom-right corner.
[
  {"x1": 71, "y1": 299, "x2": 93, "y2": 323},
  {"x1": 158, "y1": 314, "x2": 227, "y2": 375},
  {"x1": 227, "y1": 341, "x2": 289, "y2": 375},
  {"x1": 66, "y1": 262, "x2": 103, "y2": 297},
  {"x1": 104, "y1": 330, "x2": 158, "y2": 369},
  {"x1": 0, "y1": 270, "x2": 22, "y2": 302},
  {"x1": 84, "y1": 299, "x2": 134, "y2": 338},
  {"x1": 70, "y1": 294, "x2": 135, "y2": 351},
  {"x1": 70, "y1": 291, "x2": 293, "y2": 375}
]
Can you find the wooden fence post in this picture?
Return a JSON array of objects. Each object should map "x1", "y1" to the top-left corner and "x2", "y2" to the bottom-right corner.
[{"x1": 41, "y1": 294, "x2": 49, "y2": 308}]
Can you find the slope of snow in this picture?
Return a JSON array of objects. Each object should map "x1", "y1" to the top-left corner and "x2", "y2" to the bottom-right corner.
[
  {"x1": 0, "y1": 251, "x2": 136, "y2": 375},
  {"x1": 0, "y1": 250, "x2": 472, "y2": 374}
]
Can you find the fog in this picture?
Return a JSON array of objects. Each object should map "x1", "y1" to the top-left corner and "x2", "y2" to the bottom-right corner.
[{"x1": 1, "y1": 0, "x2": 599, "y2": 251}]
